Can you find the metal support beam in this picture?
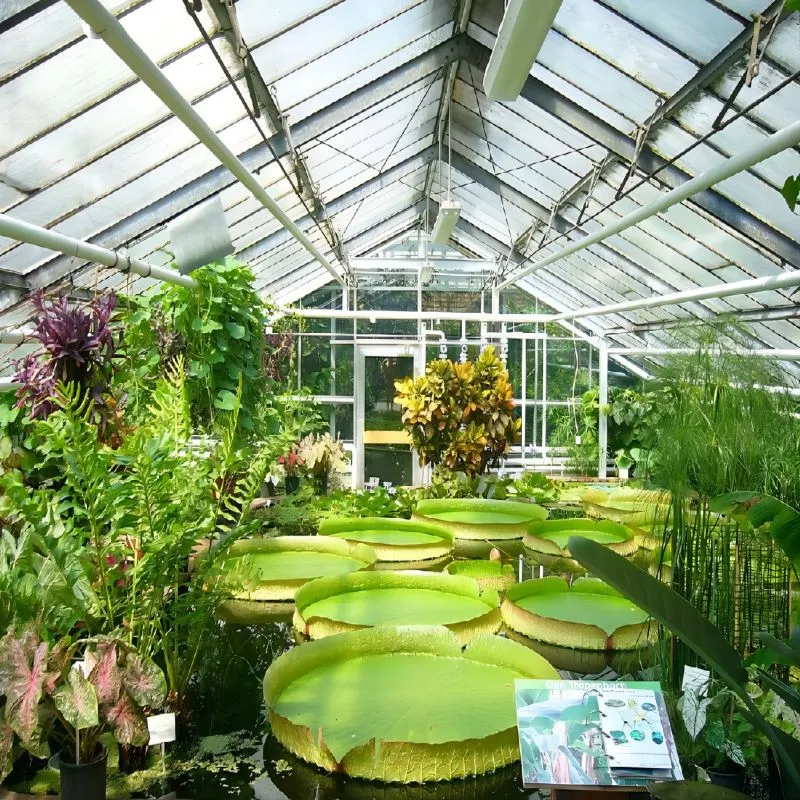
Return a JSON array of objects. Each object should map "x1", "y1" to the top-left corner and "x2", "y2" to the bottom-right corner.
[
  {"x1": 460, "y1": 36, "x2": 800, "y2": 269},
  {"x1": 532, "y1": 0, "x2": 786, "y2": 249},
  {"x1": 240, "y1": 146, "x2": 437, "y2": 262},
  {"x1": 25, "y1": 35, "x2": 465, "y2": 292},
  {"x1": 423, "y1": 0, "x2": 473, "y2": 199},
  {"x1": 450, "y1": 151, "x2": 714, "y2": 321},
  {"x1": 66, "y1": 0, "x2": 345, "y2": 286},
  {"x1": 609, "y1": 347, "x2": 800, "y2": 361},
  {"x1": 497, "y1": 118, "x2": 800, "y2": 289},
  {"x1": 203, "y1": 0, "x2": 283, "y2": 132}
]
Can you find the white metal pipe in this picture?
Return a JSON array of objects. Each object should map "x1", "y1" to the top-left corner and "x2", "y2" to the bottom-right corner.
[
  {"x1": 0, "y1": 212, "x2": 195, "y2": 288},
  {"x1": 609, "y1": 347, "x2": 800, "y2": 360},
  {"x1": 288, "y1": 308, "x2": 554, "y2": 324},
  {"x1": 498, "y1": 118, "x2": 800, "y2": 290},
  {"x1": 550, "y1": 267, "x2": 800, "y2": 322},
  {"x1": 67, "y1": 0, "x2": 345, "y2": 288},
  {"x1": 0, "y1": 378, "x2": 22, "y2": 392}
]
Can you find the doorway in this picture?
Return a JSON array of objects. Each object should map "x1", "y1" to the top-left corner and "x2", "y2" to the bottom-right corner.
[{"x1": 353, "y1": 344, "x2": 424, "y2": 488}]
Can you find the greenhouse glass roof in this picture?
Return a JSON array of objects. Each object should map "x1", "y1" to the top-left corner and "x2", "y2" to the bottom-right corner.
[{"x1": 1, "y1": 0, "x2": 799, "y2": 369}]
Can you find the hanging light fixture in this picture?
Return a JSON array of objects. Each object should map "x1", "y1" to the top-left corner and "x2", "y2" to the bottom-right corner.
[
  {"x1": 483, "y1": 0, "x2": 564, "y2": 102},
  {"x1": 430, "y1": 94, "x2": 460, "y2": 245}
]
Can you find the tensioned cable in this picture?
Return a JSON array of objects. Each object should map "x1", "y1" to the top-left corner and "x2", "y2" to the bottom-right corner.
[
  {"x1": 503, "y1": 64, "x2": 800, "y2": 283},
  {"x1": 181, "y1": 1, "x2": 342, "y2": 263},
  {"x1": 339, "y1": 69, "x2": 444, "y2": 240},
  {"x1": 465, "y1": 65, "x2": 516, "y2": 288}
]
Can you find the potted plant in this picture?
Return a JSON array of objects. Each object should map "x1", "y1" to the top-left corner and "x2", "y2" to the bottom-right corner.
[
  {"x1": 678, "y1": 684, "x2": 767, "y2": 790},
  {"x1": 296, "y1": 433, "x2": 349, "y2": 495},
  {"x1": 614, "y1": 449, "x2": 634, "y2": 481},
  {"x1": 0, "y1": 625, "x2": 166, "y2": 800},
  {"x1": 276, "y1": 444, "x2": 304, "y2": 494}
]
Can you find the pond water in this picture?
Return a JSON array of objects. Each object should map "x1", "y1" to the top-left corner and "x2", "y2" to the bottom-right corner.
[{"x1": 165, "y1": 617, "x2": 534, "y2": 800}]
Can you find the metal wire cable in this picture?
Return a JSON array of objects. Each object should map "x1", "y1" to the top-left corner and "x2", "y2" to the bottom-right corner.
[
  {"x1": 504, "y1": 64, "x2": 800, "y2": 281},
  {"x1": 181, "y1": 1, "x2": 342, "y2": 263},
  {"x1": 340, "y1": 69, "x2": 444, "y2": 239}
]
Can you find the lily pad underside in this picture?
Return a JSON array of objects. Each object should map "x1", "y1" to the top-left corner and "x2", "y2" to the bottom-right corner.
[
  {"x1": 501, "y1": 577, "x2": 654, "y2": 651},
  {"x1": 293, "y1": 571, "x2": 500, "y2": 641},
  {"x1": 413, "y1": 498, "x2": 547, "y2": 541},
  {"x1": 264, "y1": 625, "x2": 558, "y2": 782},
  {"x1": 523, "y1": 519, "x2": 636, "y2": 573},
  {"x1": 444, "y1": 560, "x2": 516, "y2": 592},
  {"x1": 213, "y1": 536, "x2": 377, "y2": 601},
  {"x1": 318, "y1": 517, "x2": 454, "y2": 563}
]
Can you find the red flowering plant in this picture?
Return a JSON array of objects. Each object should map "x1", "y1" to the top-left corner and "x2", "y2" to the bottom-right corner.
[
  {"x1": 275, "y1": 444, "x2": 304, "y2": 478},
  {"x1": 13, "y1": 291, "x2": 125, "y2": 443}
]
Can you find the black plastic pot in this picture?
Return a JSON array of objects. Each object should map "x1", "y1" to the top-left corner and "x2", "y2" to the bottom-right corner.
[
  {"x1": 707, "y1": 764, "x2": 746, "y2": 792},
  {"x1": 58, "y1": 747, "x2": 108, "y2": 800},
  {"x1": 285, "y1": 475, "x2": 300, "y2": 494}
]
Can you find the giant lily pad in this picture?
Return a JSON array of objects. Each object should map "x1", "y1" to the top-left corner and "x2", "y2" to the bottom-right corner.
[
  {"x1": 582, "y1": 488, "x2": 670, "y2": 526},
  {"x1": 444, "y1": 560, "x2": 516, "y2": 593},
  {"x1": 318, "y1": 517, "x2": 453, "y2": 569},
  {"x1": 293, "y1": 571, "x2": 500, "y2": 641},
  {"x1": 501, "y1": 577, "x2": 655, "y2": 651},
  {"x1": 264, "y1": 625, "x2": 559, "y2": 782},
  {"x1": 413, "y1": 498, "x2": 547, "y2": 541},
  {"x1": 211, "y1": 536, "x2": 377, "y2": 606},
  {"x1": 524, "y1": 518, "x2": 636, "y2": 574}
]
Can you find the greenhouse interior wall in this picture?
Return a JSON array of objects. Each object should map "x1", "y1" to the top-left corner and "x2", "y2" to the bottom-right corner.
[{"x1": 2, "y1": 1, "x2": 800, "y2": 799}]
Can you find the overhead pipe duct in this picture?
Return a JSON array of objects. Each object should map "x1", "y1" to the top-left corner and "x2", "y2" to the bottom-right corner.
[
  {"x1": 66, "y1": 0, "x2": 346, "y2": 288},
  {"x1": 0, "y1": 330, "x2": 29, "y2": 345},
  {"x1": 0, "y1": 212, "x2": 196, "y2": 288},
  {"x1": 609, "y1": 347, "x2": 800, "y2": 360},
  {"x1": 0, "y1": 378, "x2": 22, "y2": 392},
  {"x1": 287, "y1": 308, "x2": 555, "y2": 324},
  {"x1": 483, "y1": 0, "x2": 564, "y2": 101},
  {"x1": 497, "y1": 118, "x2": 800, "y2": 290},
  {"x1": 549, "y1": 266, "x2": 800, "y2": 323}
]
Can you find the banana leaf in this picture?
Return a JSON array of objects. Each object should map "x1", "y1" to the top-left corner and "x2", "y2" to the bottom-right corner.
[{"x1": 709, "y1": 492, "x2": 800, "y2": 577}]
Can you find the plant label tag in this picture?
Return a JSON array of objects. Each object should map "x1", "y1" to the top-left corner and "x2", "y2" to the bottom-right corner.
[
  {"x1": 681, "y1": 665, "x2": 710, "y2": 697},
  {"x1": 147, "y1": 713, "x2": 176, "y2": 745},
  {"x1": 72, "y1": 660, "x2": 90, "y2": 677}
]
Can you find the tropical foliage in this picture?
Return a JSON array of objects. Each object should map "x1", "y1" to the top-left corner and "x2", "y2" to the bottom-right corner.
[{"x1": 395, "y1": 347, "x2": 520, "y2": 476}]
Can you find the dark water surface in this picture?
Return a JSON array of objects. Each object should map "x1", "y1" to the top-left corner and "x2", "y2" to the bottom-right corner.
[{"x1": 167, "y1": 617, "x2": 533, "y2": 800}]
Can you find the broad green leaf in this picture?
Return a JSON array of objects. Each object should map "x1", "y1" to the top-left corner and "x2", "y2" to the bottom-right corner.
[
  {"x1": 757, "y1": 670, "x2": 800, "y2": 715},
  {"x1": 0, "y1": 628, "x2": 48, "y2": 745},
  {"x1": 567, "y1": 537, "x2": 749, "y2": 691},
  {"x1": 709, "y1": 492, "x2": 800, "y2": 575},
  {"x1": 746, "y1": 633, "x2": 800, "y2": 669},
  {"x1": 786, "y1": 0, "x2": 800, "y2": 11},
  {"x1": 53, "y1": 667, "x2": 99, "y2": 731},
  {"x1": 783, "y1": 173, "x2": 800, "y2": 210},
  {"x1": 265, "y1": 626, "x2": 557, "y2": 776},
  {"x1": 105, "y1": 690, "x2": 149, "y2": 746},
  {"x1": 224, "y1": 322, "x2": 246, "y2": 339},
  {"x1": 213, "y1": 390, "x2": 238, "y2": 411},
  {"x1": 123, "y1": 652, "x2": 166, "y2": 708}
]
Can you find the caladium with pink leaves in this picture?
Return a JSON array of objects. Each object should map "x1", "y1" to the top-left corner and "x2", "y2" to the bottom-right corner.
[{"x1": 0, "y1": 626, "x2": 166, "y2": 778}]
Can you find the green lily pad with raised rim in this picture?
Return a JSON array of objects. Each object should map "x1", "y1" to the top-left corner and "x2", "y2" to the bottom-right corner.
[
  {"x1": 523, "y1": 518, "x2": 636, "y2": 574},
  {"x1": 264, "y1": 625, "x2": 559, "y2": 782},
  {"x1": 413, "y1": 498, "x2": 547, "y2": 541},
  {"x1": 210, "y1": 536, "x2": 377, "y2": 604},
  {"x1": 293, "y1": 571, "x2": 500, "y2": 641},
  {"x1": 501, "y1": 576, "x2": 654, "y2": 651},
  {"x1": 444, "y1": 560, "x2": 516, "y2": 592},
  {"x1": 581, "y1": 488, "x2": 670, "y2": 526},
  {"x1": 318, "y1": 517, "x2": 454, "y2": 566}
]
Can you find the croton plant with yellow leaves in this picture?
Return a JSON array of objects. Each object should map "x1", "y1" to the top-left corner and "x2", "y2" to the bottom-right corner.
[{"x1": 394, "y1": 346, "x2": 520, "y2": 476}]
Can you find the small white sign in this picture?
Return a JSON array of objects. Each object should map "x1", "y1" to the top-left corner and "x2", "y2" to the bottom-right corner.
[
  {"x1": 147, "y1": 713, "x2": 176, "y2": 746},
  {"x1": 682, "y1": 665, "x2": 711, "y2": 697}
]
